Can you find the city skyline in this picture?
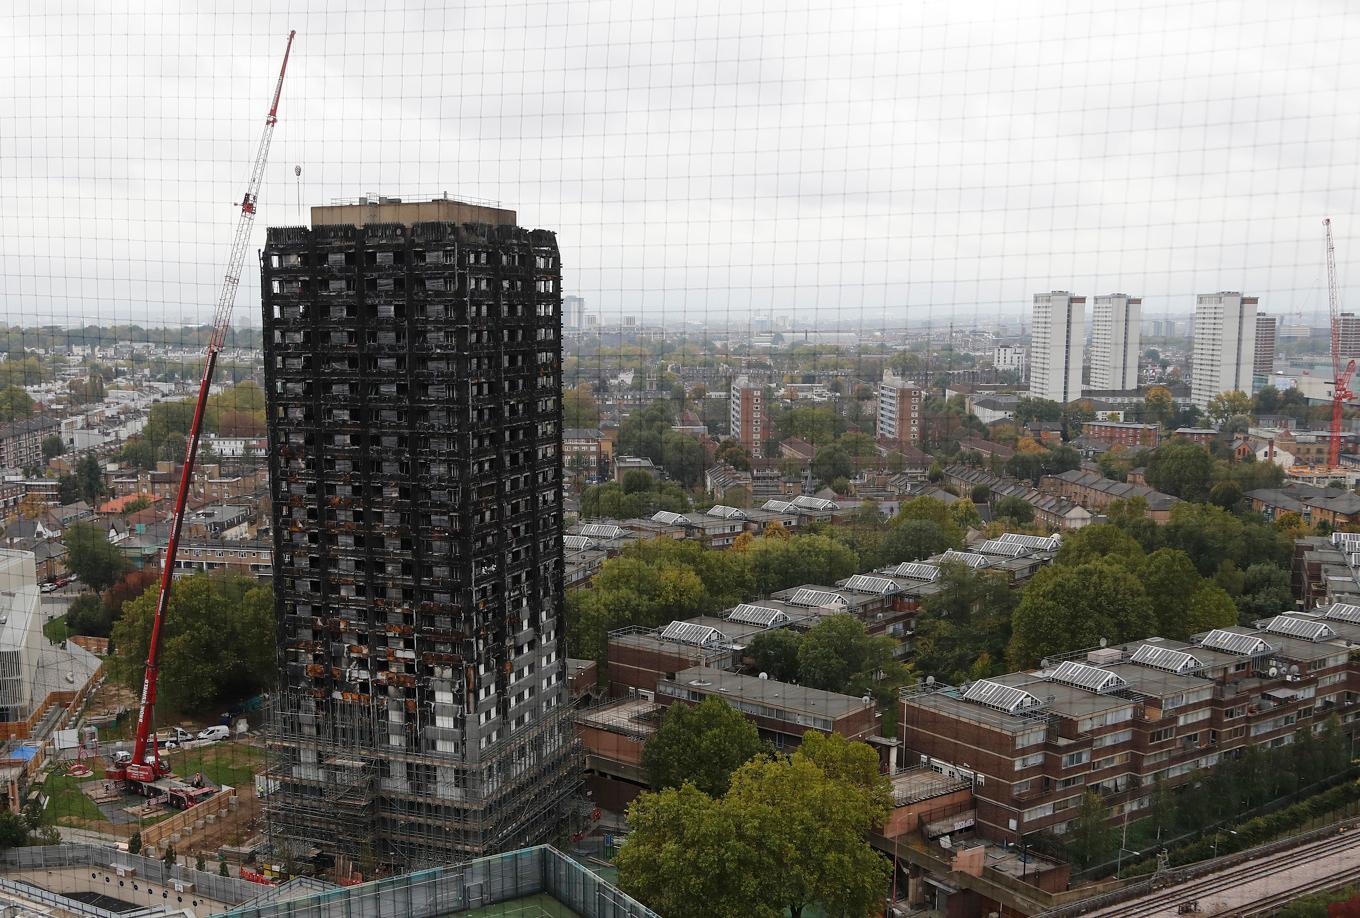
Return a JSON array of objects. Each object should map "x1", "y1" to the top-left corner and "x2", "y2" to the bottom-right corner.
[{"x1": 2, "y1": 2, "x2": 1360, "y2": 331}]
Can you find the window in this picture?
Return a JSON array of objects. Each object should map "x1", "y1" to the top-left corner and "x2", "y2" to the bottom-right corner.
[
  {"x1": 1178, "y1": 708, "x2": 1210, "y2": 726},
  {"x1": 1061, "y1": 750, "x2": 1089, "y2": 769},
  {"x1": 1093, "y1": 729, "x2": 1133, "y2": 749},
  {"x1": 1015, "y1": 753, "x2": 1043, "y2": 771}
]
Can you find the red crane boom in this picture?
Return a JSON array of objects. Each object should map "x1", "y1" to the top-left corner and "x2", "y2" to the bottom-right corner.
[
  {"x1": 108, "y1": 30, "x2": 296, "y2": 785},
  {"x1": 1326, "y1": 218, "x2": 1354, "y2": 470}
]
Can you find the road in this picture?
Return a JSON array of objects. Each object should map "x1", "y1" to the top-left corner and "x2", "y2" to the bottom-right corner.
[{"x1": 1084, "y1": 826, "x2": 1360, "y2": 917}]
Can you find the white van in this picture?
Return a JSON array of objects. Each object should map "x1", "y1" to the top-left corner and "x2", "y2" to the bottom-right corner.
[{"x1": 197, "y1": 725, "x2": 230, "y2": 742}]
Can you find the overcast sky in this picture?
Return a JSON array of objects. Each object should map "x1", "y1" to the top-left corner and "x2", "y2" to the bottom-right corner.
[{"x1": 2, "y1": 0, "x2": 1359, "y2": 334}]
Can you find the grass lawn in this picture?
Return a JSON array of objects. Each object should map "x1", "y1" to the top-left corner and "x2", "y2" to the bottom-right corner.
[
  {"x1": 40, "y1": 769, "x2": 105, "y2": 825},
  {"x1": 164, "y1": 742, "x2": 264, "y2": 789},
  {"x1": 42, "y1": 614, "x2": 69, "y2": 643}
]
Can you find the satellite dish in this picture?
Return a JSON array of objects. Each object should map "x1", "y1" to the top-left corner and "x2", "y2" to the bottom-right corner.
[
  {"x1": 1099, "y1": 637, "x2": 1108, "y2": 648},
  {"x1": 1289, "y1": 664, "x2": 1300, "y2": 675},
  {"x1": 939, "y1": 835, "x2": 953, "y2": 850},
  {"x1": 758, "y1": 672, "x2": 768, "y2": 680},
  {"x1": 926, "y1": 675, "x2": 936, "y2": 686},
  {"x1": 1268, "y1": 666, "x2": 1279, "y2": 677},
  {"x1": 1041, "y1": 658, "x2": 1050, "y2": 668},
  {"x1": 862, "y1": 695, "x2": 872, "y2": 704}
]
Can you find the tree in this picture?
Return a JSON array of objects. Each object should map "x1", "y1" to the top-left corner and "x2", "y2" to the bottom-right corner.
[
  {"x1": 1184, "y1": 583, "x2": 1239, "y2": 634},
  {"x1": 163, "y1": 843, "x2": 177, "y2": 866},
  {"x1": 1008, "y1": 560, "x2": 1156, "y2": 666},
  {"x1": 618, "y1": 740, "x2": 891, "y2": 918},
  {"x1": 970, "y1": 483, "x2": 991, "y2": 503},
  {"x1": 1015, "y1": 397, "x2": 1063, "y2": 425},
  {"x1": 1237, "y1": 562, "x2": 1295, "y2": 619},
  {"x1": 877, "y1": 518, "x2": 954, "y2": 566},
  {"x1": 1056, "y1": 524, "x2": 1145, "y2": 569},
  {"x1": 797, "y1": 614, "x2": 906, "y2": 698},
  {"x1": 56, "y1": 474, "x2": 79, "y2": 505},
  {"x1": 1139, "y1": 548, "x2": 1202, "y2": 639},
  {"x1": 747, "y1": 629, "x2": 802, "y2": 682},
  {"x1": 64, "y1": 522, "x2": 128, "y2": 592},
  {"x1": 0, "y1": 809, "x2": 28, "y2": 850},
  {"x1": 563, "y1": 385, "x2": 600, "y2": 428},
  {"x1": 914, "y1": 564, "x2": 1016, "y2": 683},
  {"x1": 1144, "y1": 386, "x2": 1175, "y2": 427},
  {"x1": 1210, "y1": 480, "x2": 1244, "y2": 510},
  {"x1": 1206, "y1": 390, "x2": 1252, "y2": 425},
  {"x1": 219, "y1": 855, "x2": 230, "y2": 877},
  {"x1": 811, "y1": 444, "x2": 852, "y2": 486},
  {"x1": 128, "y1": 830, "x2": 142, "y2": 856},
  {"x1": 66, "y1": 593, "x2": 114, "y2": 637},
  {"x1": 1067, "y1": 791, "x2": 1114, "y2": 869},
  {"x1": 195, "y1": 852, "x2": 206, "y2": 872},
  {"x1": 109, "y1": 573, "x2": 275, "y2": 712},
  {"x1": 993, "y1": 495, "x2": 1034, "y2": 526},
  {"x1": 41, "y1": 434, "x2": 64, "y2": 461},
  {"x1": 659, "y1": 429, "x2": 706, "y2": 488},
  {"x1": 74, "y1": 454, "x2": 105, "y2": 505},
  {"x1": 1145, "y1": 440, "x2": 1214, "y2": 500},
  {"x1": 0, "y1": 386, "x2": 34, "y2": 423},
  {"x1": 642, "y1": 696, "x2": 763, "y2": 797}
]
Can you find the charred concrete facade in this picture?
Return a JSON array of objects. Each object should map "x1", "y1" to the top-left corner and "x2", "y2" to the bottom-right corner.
[{"x1": 259, "y1": 200, "x2": 577, "y2": 869}]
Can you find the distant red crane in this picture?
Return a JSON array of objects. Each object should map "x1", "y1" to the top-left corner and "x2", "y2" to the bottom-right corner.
[
  {"x1": 1325, "y1": 218, "x2": 1355, "y2": 470},
  {"x1": 107, "y1": 31, "x2": 296, "y2": 787}
]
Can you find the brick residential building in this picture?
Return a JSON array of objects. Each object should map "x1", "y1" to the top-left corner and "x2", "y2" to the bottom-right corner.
[
  {"x1": 730, "y1": 376, "x2": 765, "y2": 457},
  {"x1": 0, "y1": 417, "x2": 59, "y2": 472},
  {"x1": 1079, "y1": 421, "x2": 1160, "y2": 449},
  {"x1": 902, "y1": 613, "x2": 1359, "y2": 843}
]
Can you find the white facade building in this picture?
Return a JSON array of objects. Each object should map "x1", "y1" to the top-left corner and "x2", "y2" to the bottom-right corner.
[
  {"x1": 993, "y1": 346, "x2": 1027, "y2": 375},
  {"x1": 1192, "y1": 292, "x2": 1258, "y2": 409},
  {"x1": 1089, "y1": 294, "x2": 1141, "y2": 390},
  {"x1": 1029, "y1": 291, "x2": 1086, "y2": 404},
  {"x1": 877, "y1": 371, "x2": 923, "y2": 446}
]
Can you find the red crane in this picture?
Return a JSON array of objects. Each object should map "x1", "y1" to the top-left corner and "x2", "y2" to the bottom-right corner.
[
  {"x1": 107, "y1": 31, "x2": 297, "y2": 786},
  {"x1": 1325, "y1": 218, "x2": 1356, "y2": 470}
]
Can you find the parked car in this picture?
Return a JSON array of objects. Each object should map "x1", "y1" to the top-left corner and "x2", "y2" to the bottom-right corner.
[{"x1": 197, "y1": 725, "x2": 230, "y2": 742}]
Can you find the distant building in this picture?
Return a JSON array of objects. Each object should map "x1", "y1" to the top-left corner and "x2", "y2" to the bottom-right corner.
[
  {"x1": 1192, "y1": 291, "x2": 1258, "y2": 408},
  {"x1": 563, "y1": 295, "x2": 586, "y2": 329},
  {"x1": 1029, "y1": 291, "x2": 1085, "y2": 404},
  {"x1": 993, "y1": 345, "x2": 1027, "y2": 375},
  {"x1": 0, "y1": 417, "x2": 59, "y2": 472},
  {"x1": 1255, "y1": 313, "x2": 1278, "y2": 382},
  {"x1": 1089, "y1": 294, "x2": 1141, "y2": 391},
  {"x1": 1339, "y1": 313, "x2": 1360, "y2": 362},
  {"x1": 730, "y1": 376, "x2": 765, "y2": 458},
  {"x1": 877, "y1": 371, "x2": 923, "y2": 447},
  {"x1": 1079, "y1": 421, "x2": 1160, "y2": 450}
]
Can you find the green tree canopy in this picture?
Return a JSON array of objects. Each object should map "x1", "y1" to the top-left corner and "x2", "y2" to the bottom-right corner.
[
  {"x1": 41, "y1": 434, "x2": 64, "y2": 461},
  {"x1": 1184, "y1": 583, "x2": 1239, "y2": 635},
  {"x1": 876, "y1": 518, "x2": 955, "y2": 566},
  {"x1": 746, "y1": 629, "x2": 802, "y2": 682},
  {"x1": 0, "y1": 386, "x2": 34, "y2": 423},
  {"x1": 810, "y1": 444, "x2": 852, "y2": 486},
  {"x1": 1237, "y1": 562, "x2": 1295, "y2": 619},
  {"x1": 74, "y1": 454, "x2": 105, "y2": 505},
  {"x1": 109, "y1": 573, "x2": 274, "y2": 712},
  {"x1": 1206, "y1": 390, "x2": 1252, "y2": 425},
  {"x1": 618, "y1": 738, "x2": 891, "y2": 918},
  {"x1": 994, "y1": 495, "x2": 1035, "y2": 526},
  {"x1": 797, "y1": 614, "x2": 906, "y2": 698},
  {"x1": 1056, "y1": 524, "x2": 1145, "y2": 569},
  {"x1": 1138, "y1": 547, "x2": 1202, "y2": 639},
  {"x1": 914, "y1": 563, "x2": 1016, "y2": 683},
  {"x1": 1008, "y1": 560, "x2": 1156, "y2": 666},
  {"x1": 1145, "y1": 440, "x2": 1215, "y2": 501},
  {"x1": 64, "y1": 522, "x2": 128, "y2": 591},
  {"x1": 642, "y1": 696, "x2": 763, "y2": 797}
]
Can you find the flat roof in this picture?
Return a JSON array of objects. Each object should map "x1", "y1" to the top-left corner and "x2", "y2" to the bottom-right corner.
[
  {"x1": 669, "y1": 665, "x2": 871, "y2": 720},
  {"x1": 576, "y1": 698, "x2": 662, "y2": 738}
]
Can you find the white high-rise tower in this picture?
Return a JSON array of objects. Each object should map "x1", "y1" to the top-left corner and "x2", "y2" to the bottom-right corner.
[
  {"x1": 1090, "y1": 294, "x2": 1141, "y2": 390},
  {"x1": 1029, "y1": 291, "x2": 1085, "y2": 404},
  {"x1": 1192, "y1": 292, "x2": 1258, "y2": 409}
]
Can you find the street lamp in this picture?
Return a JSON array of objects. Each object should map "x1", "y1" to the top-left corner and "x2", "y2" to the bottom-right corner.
[
  {"x1": 1116, "y1": 846, "x2": 1141, "y2": 879},
  {"x1": 1211, "y1": 829, "x2": 1238, "y2": 859}
]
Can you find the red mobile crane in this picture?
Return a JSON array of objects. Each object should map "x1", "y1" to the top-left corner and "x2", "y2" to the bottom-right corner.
[
  {"x1": 1325, "y1": 218, "x2": 1356, "y2": 470},
  {"x1": 107, "y1": 31, "x2": 296, "y2": 787}
]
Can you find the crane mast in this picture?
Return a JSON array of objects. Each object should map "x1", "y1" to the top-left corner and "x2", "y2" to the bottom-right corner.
[
  {"x1": 109, "y1": 30, "x2": 296, "y2": 785},
  {"x1": 1325, "y1": 218, "x2": 1355, "y2": 470}
]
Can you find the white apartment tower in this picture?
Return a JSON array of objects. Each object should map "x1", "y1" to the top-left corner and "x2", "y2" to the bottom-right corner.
[
  {"x1": 1192, "y1": 291, "x2": 1258, "y2": 409},
  {"x1": 1029, "y1": 291, "x2": 1086, "y2": 404},
  {"x1": 877, "y1": 371, "x2": 923, "y2": 446},
  {"x1": 1090, "y1": 294, "x2": 1142, "y2": 390}
]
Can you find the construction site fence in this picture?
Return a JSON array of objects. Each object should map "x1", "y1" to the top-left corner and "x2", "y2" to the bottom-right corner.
[
  {"x1": 219, "y1": 845, "x2": 659, "y2": 918},
  {"x1": 141, "y1": 786, "x2": 237, "y2": 849},
  {"x1": 0, "y1": 843, "x2": 261, "y2": 908}
]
